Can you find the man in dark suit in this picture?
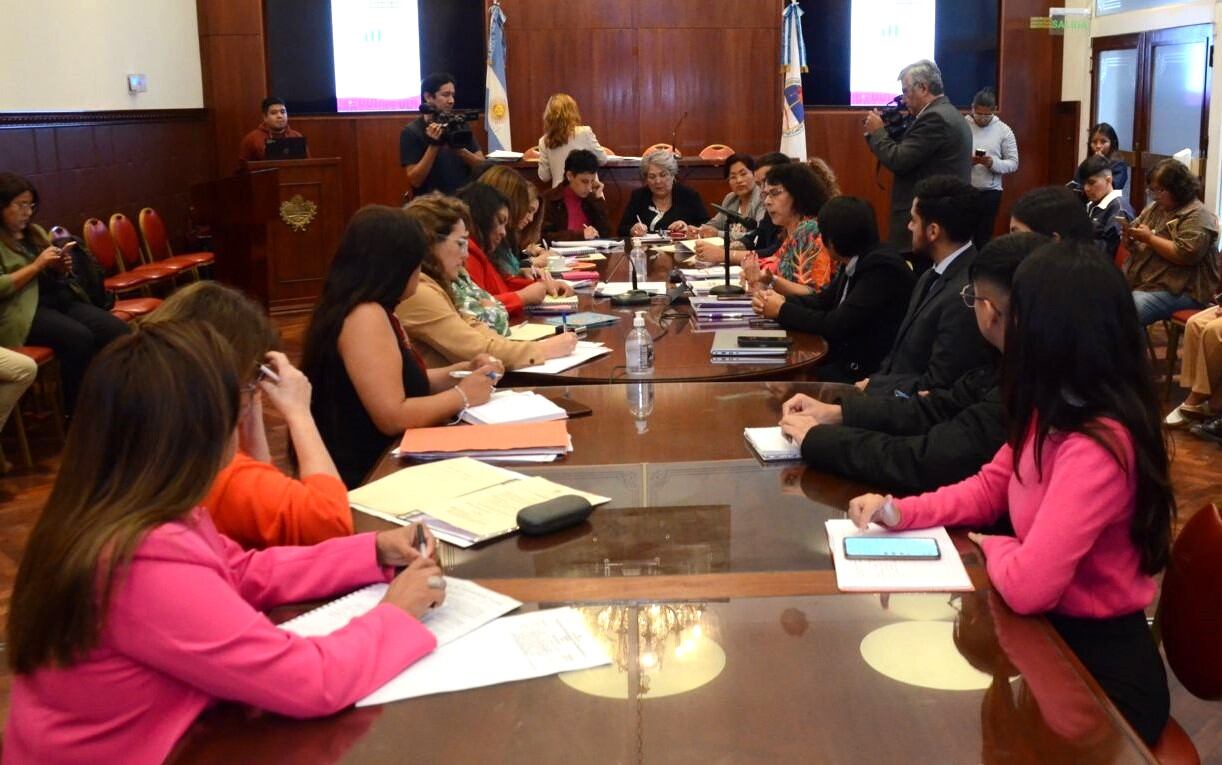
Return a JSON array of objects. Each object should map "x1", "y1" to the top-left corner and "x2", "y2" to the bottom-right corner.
[
  {"x1": 858, "y1": 175, "x2": 989, "y2": 396},
  {"x1": 864, "y1": 59, "x2": 973, "y2": 249},
  {"x1": 778, "y1": 231, "x2": 1047, "y2": 493}
]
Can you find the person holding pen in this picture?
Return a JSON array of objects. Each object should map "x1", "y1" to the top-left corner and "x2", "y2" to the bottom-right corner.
[
  {"x1": 302, "y1": 206, "x2": 503, "y2": 487},
  {"x1": 541, "y1": 149, "x2": 612, "y2": 242},
  {"x1": 4, "y1": 321, "x2": 446, "y2": 764},
  {"x1": 397, "y1": 193, "x2": 577, "y2": 372},
  {"x1": 846, "y1": 242, "x2": 1173, "y2": 747},
  {"x1": 618, "y1": 149, "x2": 709, "y2": 237}
]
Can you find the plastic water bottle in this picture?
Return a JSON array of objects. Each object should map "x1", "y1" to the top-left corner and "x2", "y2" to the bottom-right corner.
[
  {"x1": 625, "y1": 310, "x2": 654, "y2": 377},
  {"x1": 626, "y1": 380, "x2": 655, "y2": 434},
  {"x1": 629, "y1": 238, "x2": 647, "y2": 285}
]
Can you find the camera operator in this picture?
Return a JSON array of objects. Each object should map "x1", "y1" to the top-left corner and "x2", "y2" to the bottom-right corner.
[
  {"x1": 863, "y1": 59, "x2": 972, "y2": 249},
  {"x1": 401, "y1": 73, "x2": 485, "y2": 196}
]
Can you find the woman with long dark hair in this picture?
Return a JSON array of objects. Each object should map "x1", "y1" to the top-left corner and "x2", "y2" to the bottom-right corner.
[
  {"x1": 5, "y1": 322, "x2": 445, "y2": 763},
  {"x1": 0, "y1": 172, "x2": 129, "y2": 411},
  {"x1": 1072, "y1": 122, "x2": 1130, "y2": 191},
  {"x1": 848, "y1": 242, "x2": 1173, "y2": 746},
  {"x1": 456, "y1": 183, "x2": 552, "y2": 315},
  {"x1": 301, "y1": 206, "x2": 499, "y2": 487}
]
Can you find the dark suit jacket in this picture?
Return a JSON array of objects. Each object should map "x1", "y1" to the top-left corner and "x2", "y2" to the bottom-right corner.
[
  {"x1": 800, "y1": 366, "x2": 1004, "y2": 494},
  {"x1": 867, "y1": 95, "x2": 973, "y2": 248},
  {"x1": 775, "y1": 245, "x2": 915, "y2": 382},
  {"x1": 867, "y1": 244, "x2": 989, "y2": 395},
  {"x1": 616, "y1": 183, "x2": 709, "y2": 236},
  {"x1": 741, "y1": 213, "x2": 783, "y2": 260},
  {"x1": 541, "y1": 184, "x2": 612, "y2": 241}
]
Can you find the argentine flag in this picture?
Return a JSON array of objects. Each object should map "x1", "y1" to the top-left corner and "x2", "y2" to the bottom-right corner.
[
  {"x1": 485, "y1": 2, "x2": 512, "y2": 152},
  {"x1": 780, "y1": 0, "x2": 808, "y2": 160}
]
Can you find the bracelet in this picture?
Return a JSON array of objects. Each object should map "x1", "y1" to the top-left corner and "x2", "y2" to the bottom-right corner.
[{"x1": 450, "y1": 385, "x2": 470, "y2": 424}]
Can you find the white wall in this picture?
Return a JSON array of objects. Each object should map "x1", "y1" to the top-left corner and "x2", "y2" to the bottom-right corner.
[
  {"x1": 1060, "y1": 0, "x2": 1220, "y2": 210},
  {"x1": 0, "y1": 0, "x2": 203, "y2": 112}
]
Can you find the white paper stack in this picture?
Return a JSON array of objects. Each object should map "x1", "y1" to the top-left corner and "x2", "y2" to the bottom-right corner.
[
  {"x1": 825, "y1": 520, "x2": 973, "y2": 593},
  {"x1": 743, "y1": 426, "x2": 801, "y2": 461},
  {"x1": 461, "y1": 390, "x2": 568, "y2": 425},
  {"x1": 552, "y1": 238, "x2": 621, "y2": 251},
  {"x1": 487, "y1": 150, "x2": 525, "y2": 161},
  {"x1": 514, "y1": 341, "x2": 611, "y2": 374},
  {"x1": 594, "y1": 281, "x2": 667, "y2": 297}
]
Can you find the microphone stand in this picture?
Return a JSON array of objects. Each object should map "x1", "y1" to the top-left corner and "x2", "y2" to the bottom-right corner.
[
  {"x1": 611, "y1": 235, "x2": 652, "y2": 306},
  {"x1": 708, "y1": 203, "x2": 752, "y2": 296}
]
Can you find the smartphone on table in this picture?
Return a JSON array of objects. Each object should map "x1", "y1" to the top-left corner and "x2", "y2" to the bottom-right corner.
[
  {"x1": 737, "y1": 335, "x2": 792, "y2": 348},
  {"x1": 843, "y1": 536, "x2": 941, "y2": 560}
]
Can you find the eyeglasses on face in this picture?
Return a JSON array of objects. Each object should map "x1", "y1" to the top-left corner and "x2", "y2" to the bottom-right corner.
[
  {"x1": 762, "y1": 187, "x2": 787, "y2": 199},
  {"x1": 9, "y1": 201, "x2": 37, "y2": 212},
  {"x1": 960, "y1": 284, "x2": 999, "y2": 313}
]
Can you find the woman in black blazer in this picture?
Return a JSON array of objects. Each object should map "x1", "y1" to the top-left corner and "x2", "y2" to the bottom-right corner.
[
  {"x1": 752, "y1": 196, "x2": 915, "y2": 382},
  {"x1": 618, "y1": 149, "x2": 709, "y2": 236}
]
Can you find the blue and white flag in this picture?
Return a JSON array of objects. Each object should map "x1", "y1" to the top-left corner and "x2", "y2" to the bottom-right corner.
[
  {"x1": 780, "y1": 0, "x2": 808, "y2": 160},
  {"x1": 485, "y1": 2, "x2": 512, "y2": 152}
]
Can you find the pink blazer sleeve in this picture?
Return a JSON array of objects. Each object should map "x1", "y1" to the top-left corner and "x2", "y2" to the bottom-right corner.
[
  {"x1": 106, "y1": 530, "x2": 435, "y2": 717},
  {"x1": 893, "y1": 442, "x2": 1014, "y2": 531}
]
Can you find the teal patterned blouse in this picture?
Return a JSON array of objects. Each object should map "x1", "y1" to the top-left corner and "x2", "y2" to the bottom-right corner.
[{"x1": 449, "y1": 268, "x2": 510, "y2": 336}]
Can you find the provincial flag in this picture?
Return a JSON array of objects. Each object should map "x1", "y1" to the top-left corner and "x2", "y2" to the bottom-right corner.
[
  {"x1": 780, "y1": 0, "x2": 808, "y2": 161},
  {"x1": 485, "y1": 2, "x2": 512, "y2": 152}
]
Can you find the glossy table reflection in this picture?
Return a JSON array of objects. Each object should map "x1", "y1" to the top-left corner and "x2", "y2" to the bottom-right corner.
[
  {"x1": 170, "y1": 591, "x2": 1155, "y2": 764},
  {"x1": 169, "y1": 382, "x2": 1157, "y2": 763}
]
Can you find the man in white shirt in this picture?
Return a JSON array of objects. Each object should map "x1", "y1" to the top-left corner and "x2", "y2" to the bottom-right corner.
[{"x1": 966, "y1": 87, "x2": 1019, "y2": 248}]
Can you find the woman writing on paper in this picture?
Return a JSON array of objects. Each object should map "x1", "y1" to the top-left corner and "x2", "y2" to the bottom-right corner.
[
  {"x1": 740, "y1": 160, "x2": 837, "y2": 296},
  {"x1": 619, "y1": 149, "x2": 709, "y2": 237},
  {"x1": 477, "y1": 166, "x2": 576, "y2": 296},
  {"x1": 397, "y1": 193, "x2": 577, "y2": 373},
  {"x1": 144, "y1": 282, "x2": 352, "y2": 549},
  {"x1": 302, "y1": 206, "x2": 502, "y2": 487},
  {"x1": 458, "y1": 183, "x2": 560, "y2": 316},
  {"x1": 847, "y1": 244, "x2": 1173, "y2": 746},
  {"x1": 5, "y1": 322, "x2": 447, "y2": 764},
  {"x1": 536, "y1": 93, "x2": 609, "y2": 188}
]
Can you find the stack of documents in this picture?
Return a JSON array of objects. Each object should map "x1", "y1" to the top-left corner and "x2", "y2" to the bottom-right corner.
[
  {"x1": 527, "y1": 295, "x2": 579, "y2": 314},
  {"x1": 595, "y1": 281, "x2": 667, "y2": 298},
  {"x1": 552, "y1": 238, "x2": 622, "y2": 251},
  {"x1": 681, "y1": 265, "x2": 742, "y2": 280},
  {"x1": 743, "y1": 426, "x2": 801, "y2": 461},
  {"x1": 710, "y1": 329, "x2": 789, "y2": 359},
  {"x1": 281, "y1": 579, "x2": 611, "y2": 706},
  {"x1": 348, "y1": 457, "x2": 611, "y2": 546},
  {"x1": 690, "y1": 295, "x2": 756, "y2": 330},
  {"x1": 395, "y1": 420, "x2": 571, "y2": 461},
  {"x1": 487, "y1": 150, "x2": 525, "y2": 161},
  {"x1": 825, "y1": 520, "x2": 973, "y2": 592},
  {"x1": 514, "y1": 340, "x2": 611, "y2": 374},
  {"x1": 461, "y1": 390, "x2": 568, "y2": 425},
  {"x1": 654, "y1": 237, "x2": 726, "y2": 255}
]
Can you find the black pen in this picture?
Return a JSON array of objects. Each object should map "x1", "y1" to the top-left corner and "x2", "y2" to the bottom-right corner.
[{"x1": 413, "y1": 523, "x2": 428, "y2": 556}]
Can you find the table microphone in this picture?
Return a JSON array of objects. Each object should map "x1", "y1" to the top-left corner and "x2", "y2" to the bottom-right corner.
[{"x1": 708, "y1": 204, "x2": 750, "y2": 296}]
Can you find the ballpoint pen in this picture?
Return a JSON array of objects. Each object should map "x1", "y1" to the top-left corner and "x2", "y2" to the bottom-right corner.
[
  {"x1": 257, "y1": 364, "x2": 281, "y2": 383},
  {"x1": 413, "y1": 522, "x2": 428, "y2": 557}
]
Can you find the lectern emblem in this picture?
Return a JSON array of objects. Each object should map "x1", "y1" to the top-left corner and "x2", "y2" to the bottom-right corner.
[{"x1": 279, "y1": 195, "x2": 318, "y2": 232}]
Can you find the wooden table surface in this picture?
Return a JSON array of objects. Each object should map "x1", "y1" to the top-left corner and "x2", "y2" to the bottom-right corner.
[{"x1": 168, "y1": 382, "x2": 1157, "y2": 764}]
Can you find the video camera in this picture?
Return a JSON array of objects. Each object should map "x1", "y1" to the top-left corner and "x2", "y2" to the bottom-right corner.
[
  {"x1": 421, "y1": 104, "x2": 479, "y2": 147},
  {"x1": 879, "y1": 95, "x2": 914, "y2": 141}
]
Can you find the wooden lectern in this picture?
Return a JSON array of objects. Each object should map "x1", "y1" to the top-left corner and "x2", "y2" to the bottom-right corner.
[{"x1": 190, "y1": 158, "x2": 345, "y2": 314}]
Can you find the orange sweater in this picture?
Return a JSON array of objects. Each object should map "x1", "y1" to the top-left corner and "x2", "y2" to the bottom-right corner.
[{"x1": 203, "y1": 451, "x2": 353, "y2": 549}]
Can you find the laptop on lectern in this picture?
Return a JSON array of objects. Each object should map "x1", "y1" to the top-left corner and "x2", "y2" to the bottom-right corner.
[{"x1": 264, "y1": 136, "x2": 308, "y2": 160}]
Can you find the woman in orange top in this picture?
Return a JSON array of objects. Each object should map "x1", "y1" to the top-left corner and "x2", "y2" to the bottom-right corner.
[
  {"x1": 742, "y1": 159, "x2": 839, "y2": 297},
  {"x1": 146, "y1": 282, "x2": 351, "y2": 548}
]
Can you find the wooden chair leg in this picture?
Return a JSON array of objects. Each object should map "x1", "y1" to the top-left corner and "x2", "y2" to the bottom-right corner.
[
  {"x1": 1165, "y1": 320, "x2": 1183, "y2": 401},
  {"x1": 9, "y1": 403, "x2": 33, "y2": 469},
  {"x1": 44, "y1": 359, "x2": 66, "y2": 444}
]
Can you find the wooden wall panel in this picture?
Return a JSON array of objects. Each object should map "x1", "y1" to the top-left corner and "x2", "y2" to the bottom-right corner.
[
  {"x1": 635, "y1": 0, "x2": 780, "y2": 29},
  {"x1": 195, "y1": 0, "x2": 263, "y2": 36},
  {"x1": 199, "y1": 34, "x2": 267, "y2": 178},
  {"x1": 509, "y1": 1, "x2": 635, "y2": 30},
  {"x1": 803, "y1": 112, "x2": 892, "y2": 226},
  {"x1": 0, "y1": 118, "x2": 213, "y2": 250}
]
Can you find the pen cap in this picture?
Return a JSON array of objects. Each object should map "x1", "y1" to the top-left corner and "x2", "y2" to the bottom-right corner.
[{"x1": 633, "y1": 310, "x2": 646, "y2": 328}]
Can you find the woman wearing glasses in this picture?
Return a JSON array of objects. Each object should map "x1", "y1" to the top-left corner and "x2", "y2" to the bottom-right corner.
[
  {"x1": 0, "y1": 173, "x2": 129, "y2": 413},
  {"x1": 619, "y1": 149, "x2": 709, "y2": 237}
]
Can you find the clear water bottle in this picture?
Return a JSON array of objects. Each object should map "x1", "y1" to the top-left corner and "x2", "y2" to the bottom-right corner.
[
  {"x1": 625, "y1": 310, "x2": 654, "y2": 377},
  {"x1": 626, "y1": 380, "x2": 655, "y2": 434},
  {"x1": 629, "y1": 238, "x2": 647, "y2": 285}
]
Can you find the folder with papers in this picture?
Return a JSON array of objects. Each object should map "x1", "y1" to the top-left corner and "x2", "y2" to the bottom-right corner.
[
  {"x1": 460, "y1": 390, "x2": 568, "y2": 425},
  {"x1": 395, "y1": 420, "x2": 571, "y2": 460}
]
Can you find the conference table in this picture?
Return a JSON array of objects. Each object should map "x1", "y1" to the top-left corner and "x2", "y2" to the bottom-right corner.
[
  {"x1": 167, "y1": 382, "x2": 1157, "y2": 764},
  {"x1": 504, "y1": 245, "x2": 829, "y2": 385}
]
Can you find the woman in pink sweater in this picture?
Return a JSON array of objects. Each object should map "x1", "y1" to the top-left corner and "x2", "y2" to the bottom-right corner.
[
  {"x1": 849, "y1": 243, "x2": 1174, "y2": 747},
  {"x1": 5, "y1": 323, "x2": 447, "y2": 765}
]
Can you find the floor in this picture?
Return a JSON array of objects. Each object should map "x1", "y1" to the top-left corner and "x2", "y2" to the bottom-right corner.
[{"x1": 0, "y1": 316, "x2": 1217, "y2": 761}]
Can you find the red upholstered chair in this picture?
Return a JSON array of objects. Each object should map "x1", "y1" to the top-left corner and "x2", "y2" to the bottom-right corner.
[
  {"x1": 698, "y1": 144, "x2": 735, "y2": 161},
  {"x1": 110, "y1": 213, "x2": 191, "y2": 280},
  {"x1": 1150, "y1": 503, "x2": 1222, "y2": 765},
  {"x1": 5, "y1": 346, "x2": 65, "y2": 469},
  {"x1": 642, "y1": 143, "x2": 680, "y2": 158},
  {"x1": 82, "y1": 218, "x2": 175, "y2": 294},
  {"x1": 137, "y1": 207, "x2": 213, "y2": 278},
  {"x1": 110, "y1": 296, "x2": 162, "y2": 320}
]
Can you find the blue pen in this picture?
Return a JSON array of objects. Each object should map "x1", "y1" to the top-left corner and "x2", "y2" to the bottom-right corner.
[{"x1": 561, "y1": 313, "x2": 569, "y2": 333}]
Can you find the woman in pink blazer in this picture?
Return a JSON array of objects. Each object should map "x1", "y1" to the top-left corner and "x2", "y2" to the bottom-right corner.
[{"x1": 5, "y1": 322, "x2": 447, "y2": 765}]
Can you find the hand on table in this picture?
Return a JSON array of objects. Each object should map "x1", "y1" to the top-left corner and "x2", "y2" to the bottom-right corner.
[
  {"x1": 468, "y1": 353, "x2": 504, "y2": 378},
  {"x1": 541, "y1": 331, "x2": 579, "y2": 359},
  {"x1": 751, "y1": 289, "x2": 784, "y2": 319},
  {"x1": 375, "y1": 523, "x2": 438, "y2": 567},
  {"x1": 381, "y1": 556, "x2": 446, "y2": 618},
  {"x1": 846, "y1": 493, "x2": 900, "y2": 530},
  {"x1": 629, "y1": 222, "x2": 648, "y2": 238},
  {"x1": 781, "y1": 393, "x2": 843, "y2": 425},
  {"x1": 582, "y1": 225, "x2": 599, "y2": 240},
  {"x1": 779, "y1": 413, "x2": 817, "y2": 445}
]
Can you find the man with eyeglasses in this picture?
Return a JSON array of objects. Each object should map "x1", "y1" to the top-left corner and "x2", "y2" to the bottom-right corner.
[
  {"x1": 863, "y1": 59, "x2": 973, "y2": 249},
  {"x1": 777, "y1": 232, "x2": 1046, "y2": 494}
]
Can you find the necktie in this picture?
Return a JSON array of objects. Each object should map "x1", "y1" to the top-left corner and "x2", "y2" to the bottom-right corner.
[{"x1": 914, "y1": 269, "x2": 941, "y2": 308}]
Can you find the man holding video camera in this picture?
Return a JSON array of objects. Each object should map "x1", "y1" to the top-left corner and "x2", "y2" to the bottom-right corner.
[
  {"x1": 401, "y1": 73, "x2": 485, "y2": 195},
  {"x1": 863, "y1": 59, "x2": 972, "y2": 249}
]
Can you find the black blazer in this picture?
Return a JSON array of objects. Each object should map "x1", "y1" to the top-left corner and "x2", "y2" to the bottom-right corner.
[
  {"x1": 540, "y1": 184, "x2": 612, "y2": 241},
  {"x1": 867, "y1": 244, "x2": 989, "y2": 396},
  {"x1": 742, "y1": 213, "x2": 783, "y2": 260},
  {"x1": 616, "y1": 183, "x2": 709, "y2": 236},
  {"x1": 866, "y1": 95, "x2": 973, "y2": 248},
  {"x1": 775, "y1": 245, "x2": 915, "y2": 382},
  {"x1": 800, "y1": 366, "x2": 1003, "y2": 494}
]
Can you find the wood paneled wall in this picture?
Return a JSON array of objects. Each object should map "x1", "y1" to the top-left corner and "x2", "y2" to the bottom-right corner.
[
  {"x1": 195, "y1": 0, "x2": 1057, "y2": 233},
  {"x1": 0, "y1": 115, "x2": 213, "y2": 248}
]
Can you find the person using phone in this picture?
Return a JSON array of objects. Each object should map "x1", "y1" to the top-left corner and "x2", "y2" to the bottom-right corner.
[
  {"x1": 965, "y1": 87, "x2": 1019, "y2": 249},
  {"x1": 0, "y1": 173, "x2": 130, "y2": 414},
  {"x1": 1077, "y1": 155, "x2": 1135, "y2": 263},
  {"x1": 848, "y1": 242, "x2": 1174, "y2": 747}
]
